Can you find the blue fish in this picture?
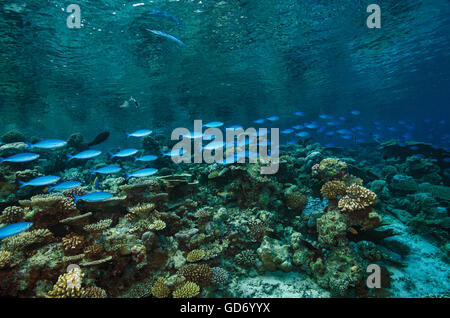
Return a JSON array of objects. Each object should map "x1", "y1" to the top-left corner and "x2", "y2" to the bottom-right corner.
[
  {"x1": 73, "y1": 192, "x2": 113, "y2": 204},
  {"x1": 350, "y1": 110, "x2": 361, "y2": 115},
  {"x1": 0, "y1": 222, "x2": 33, "y2": 239},
  {"x1": 253, "y1": 119, "x2": 265, "y2": 124},
  {"x1": 293, "y1": 111, "x2": 304, "y2": 116},
  {"x1": 183, "y1": 132, "x2": 204, "y2": 139},
  {"x1": 67, "y1": 150, "x2": 102, "y2": 161},
  {"x1": 0, "y1": 153, "x2": 40, "y2": 163},
  {"x1": 147, "y1": 29, "x2": 186, "y2": 46},
  {"x1": 266, "y1": 116, "x2": 280, "y2": 122},
  {"x1": 48, "y1": 181, "x2": 82, "y2": 192},
  {"x1": 110, "y1": 149, "x2": 139, "y2": 158},
  {"x1": 203, "y1": 121, "x2": 224, "y2": 128},
  {"x1": 126, "y1": 129, "x2": 152, "y2": 138},
  {"x1": 126, "y1": 168, "x2": 158, "y2": 180},
  {"x1": 90, "y1": 165, "x2": 122, "y2": 174},
  {"x1": 27, "y1": 139, "x2": 67, "y2": 149},
  {"x1": 281, "y1": 129, "x2": 294, "y2": 134},
  {"x1": 295, "y1": 131, "x2": 310, "y2": 138},
  {"x1": 19, "y1": 176, "x2": 60, "y2": 188},
  {"x1": 292, "y1": 125, "x2": 304, "y2": 130},
  {"x1": 162, "y1": 148, "x2": 185, "y2": 157},
  {"x1": 305, "y1": 122, "x2": 319, "y2": 129},
  {"x1": 135, "y1": 155, "x2": 158, "y2": 162}
]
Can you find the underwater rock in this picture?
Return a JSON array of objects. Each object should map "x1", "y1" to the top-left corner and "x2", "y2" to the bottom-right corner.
[
  {"x1": 390, "y1": 174, "x2": 418, "y2": 194},
  {"x1": 256, "y1": 237, "x2": 292, "y2": 272},
  {"x1": 1, "y1": 131, "x2": 26, "y2": 144}
]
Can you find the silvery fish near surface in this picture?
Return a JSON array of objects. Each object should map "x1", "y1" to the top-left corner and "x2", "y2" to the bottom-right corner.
[
  {"x1": 135, "y1": 155, "x2": 158, "y2": 162},
  {"x1": 0, "y1": 222, "x2": 33, "y2": 239},
  {"x1": 67, "y1": 150, "x2": 102, "y2": 160},
  {"x1": 0, "y1": 153, "x2": 40, "y2": 163},
  {"x1": 146, "y1": 29, "x2": 186, "y2": 46},
  {"x1": 110, "y1": 148, "x2": 139, "y2": 158},
  {"x1": 126, "y1": 168, "x2": 158, "y2": 180},
  {"x1": 90, "y1": 165, "x2": 122, "y2": 174},
  {"x1": 126, "y1": 129, "x2": 152, "y2": 138},
  {"x1": 27, "y1": 139, "x2": 67, "y2": 149},
  {"x1": 18, "y1": 175, "x2": 60, "y2": 188},
  {"x1": 48, "y1": 181, "x2": 82, "y2": 191},
  {"x1": 73, "y1": 192, "x2": 114, "y2": 204}
]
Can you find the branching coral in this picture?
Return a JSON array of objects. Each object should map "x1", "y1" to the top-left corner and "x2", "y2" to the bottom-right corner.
[
  {"x1": 83, "y1": 286, "x2": 107, "y2": 298},
  {"x1": 313, "y1": 158, "x2": 348, "y2": 182},
  {"x1": 172, "y1": 281, "x2": 200, "y2": 298},
  {"x1": 84, "y1": 244, "x2": 104, "y2": 260},
  {"x1": 47, "y1": 268, "x2": 85, "y2": 298},
  {"x1": 0, "y1": 250, "x2": 13, "y2": 269},
  {"x1": 235, "y1": 249, "x2": 258, "y2": 268},
  {"x1": 83, "y1": 218, "x2": 112, "y2": 233},
  {"x1": 2, "y1": 229, "x2": 54, "y2": 251},
  {"x1": 185, "y1": 249, "x2": 206, "y2": 262},
  {"x1": 62, "y1": 233, "x2": 86, "y2": 254},
  {"x1": 338, "y1": 185, "x2": 377, "y2": 213},
  {"x1": 285, "y1": 191, "x2": 308, "y2": 213},
  {"x1": 248, "y1": 219, "x2": 272, "y2": 242},
  {"x1": 151, "y1": 278, "x2": 171, "y2": 298},
  {"x1": 178, "y1": 264, "x2": 212, "y2": 287},
  {"x1": 321, "y1": 181, "x2": 347, "y2": 200},
  {"x1": 211, "y1": 267, "x2": 229, "y2": 285},
  {"x1": 0, "y1": 206, "x2": 26, "y2": 224},
  {"x1": 149, "y1": 219, "x2": 166, "y2": 231},
  {"x1": 128, "y1": 203, "x2": 155, "y2": 215}
]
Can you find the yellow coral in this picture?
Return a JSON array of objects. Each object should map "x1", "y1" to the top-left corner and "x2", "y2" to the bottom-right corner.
[
  {"x1": 0, "y1": 206, "x2": 25, "y2": 224},
  {"x1": 128, "y1": 203, "x2": 155, "y2": 215},
  {"x1": 186, "y1": 249, "x2": 206, "y2": 262},
  {"x1": 62, "y1": 233, "x2": 85, "y2": 254},
  {"x1": 83, "y1": 218, "x2": 112, "y2": 233},
  {"x1": 149, "y1": 219, "x2": 166, "y2": 231},
  {"x1": 178, "y1": 264, "x2": 212, "y2": 287},
  {"x1": 151, "y1": 278, "x2": 171, "y2": 298},
  {"x1": 338, "y1": 185, "x2": 377, "y2": 213},
  {"x1": 2, "y1": 229, "x2": 53, "y2": 251},
  {"x1": 321, "y1": 181, "x2": 347, "y2": 200},
  {"x1": 83, "y1": 286, "x2": 107, "y2": 298},
  {"x1": 0, "y1": 250, "x2": 13, "y2": 269},
  {"x1": 47, "y1": 268, "x2": 85, "y2": 298},
  {"x1": 172, "y1": 281, "x2": 200, "y2": 298}
]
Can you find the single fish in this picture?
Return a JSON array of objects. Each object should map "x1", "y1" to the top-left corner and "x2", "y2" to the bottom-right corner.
[
  {"x1": 126, "y1": 129, "x2": 152, "y2": 138},
  {"x1": 266, "y1": 116, "x2": 280, "y2": 122},
  {"x1": 292, "y1": 125, "x2": 304, "y2": 130},
  {"x1": 203, "y1": 121, "x2": 224, "y2": 128},
  {"x1": 293, "y1": 111, "x2": 305, "y2": 116},
  {"x1": 48, "y1": 181, "x2": 82, "y2": 192},
  {"x1": 183, "y1": 132, "x2": 204, "y2": 139},
  {"x1": 295, "y1": 131, "x2": 311, "y2": 138},
  {"x1": 73, "y1": 192, "x2": 113, "y2": 204},
  {"x1": 92, "y1": 176, "x2": 99, "y2": 190},
  {"x1": 0, "y1": 222, "x2": 33, "y2": 239},
  {"x1": 19, "y1": 175, "x2": 60, "y2": 188},
  {"x1": 110, "y1": 148, "x2": 139, "y2": 158},
  {"x1": 135, "y1": 155, "x2": 158, "y2": 162},
  {"x1": 350, "y1": 110, "x2": 361, "y2": 115},
  {"x1": 0, "y1": 153, "x2": 40, "y2": 163},
  {"x1": 305, "y1": 122, "x2": 319, "y2": 129},
  {"x1": 281, "y1": 129, "x2": 294, "y2": 134},
  {"x1": 147, "y1": 29, "x2": 186, "y2": 46},
  {"x1": 253, "y1": 119, "x2": 265, "y2": 124},
  {"x1": 162, "y1": 148, "x2": 185, "y2": 157},
  {"x1": 126, "y1": 168, "x2": 158, "y2": 180},
  {"x1": 90, "y1": 165, "x2": 122, "y2": 174},
  {"x1": 67, "y1": 150, "x2": 102, "y2": 161},
  {"x1": 27, "y1": 139, "x2": 67, "y2": 149},
  {"x1": 88, "y1": 132, "x2": 110, "y2": 147}
]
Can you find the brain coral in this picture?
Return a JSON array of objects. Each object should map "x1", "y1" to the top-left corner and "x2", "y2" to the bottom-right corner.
[
  {"x1": 172, "y1": 281, "x2": 200, "y2": 298},
  {"x1": 338, "y1": 185, "x2": 377, "y2": 213}
]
